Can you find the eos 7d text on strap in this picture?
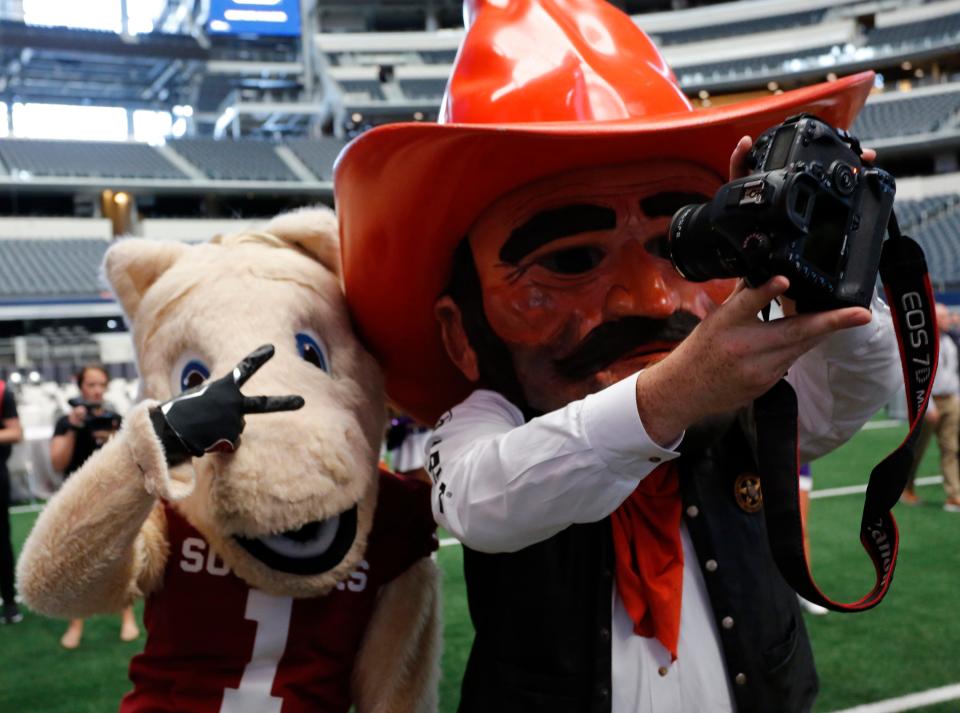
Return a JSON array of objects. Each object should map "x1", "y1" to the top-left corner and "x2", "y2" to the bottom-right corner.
[{"x1": 755, "y1": 211, "x2": 938, "y2": 612}]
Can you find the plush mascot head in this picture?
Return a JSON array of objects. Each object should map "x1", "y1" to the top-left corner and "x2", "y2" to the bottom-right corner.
[{"x1": 104, "y1": 207, "x2": 385, "y2": 598}]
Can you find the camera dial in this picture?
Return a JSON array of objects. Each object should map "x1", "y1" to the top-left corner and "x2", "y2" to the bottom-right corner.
[{"x1": 831, "y1": 161, "x2": 857, "y2": 196}]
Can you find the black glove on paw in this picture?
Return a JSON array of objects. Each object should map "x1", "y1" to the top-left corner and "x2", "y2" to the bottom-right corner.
[{"x1": 148, "y1": 344, "x2": 304, "y2": 467}]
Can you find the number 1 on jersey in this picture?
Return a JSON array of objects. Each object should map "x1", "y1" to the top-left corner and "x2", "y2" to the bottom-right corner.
[{"x1": 220, "y1": 590, "x2": 293, "y2": 713}]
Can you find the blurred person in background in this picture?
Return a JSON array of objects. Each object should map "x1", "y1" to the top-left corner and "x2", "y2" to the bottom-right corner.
[
  {"x1": 383, "y1": 410, "x2": 433, "y2": 483},
  {"x1": 901, "y1": 304, "x2": 960, "y2": 511},
  {"x1": 49, "y1": 363, "x2": 138, "y2": 648},
  {"x1": 0, "y1": 375, "x2": 23, "y2": 624}
]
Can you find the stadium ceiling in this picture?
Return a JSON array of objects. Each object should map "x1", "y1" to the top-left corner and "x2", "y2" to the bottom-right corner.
[
  {"x1": 314, "y1": 0, "x2": 732, "y2": 32},
  {"x1": 0, "y1": 16, "x2": 303, "y2": 121},
  {"x1": 0, "y1": 25, "x2": 202, "y2": 110}
]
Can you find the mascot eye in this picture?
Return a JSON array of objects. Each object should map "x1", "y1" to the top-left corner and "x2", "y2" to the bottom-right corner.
[
  {"x1": 296, "y1": 332, "x2": 330, "y2": 372},
  {"x1": 180, "y1": 360, "x2": 211, "y2": 392},
  {"x1": 170, "y1": 354, "x2": 211, "y2": 395},
  {"x1": 644, "y1": 234, "x2": 671, "y2": 260},
  {"x1": 535, "y1": 246, "x2": 605, "y2": 275}
]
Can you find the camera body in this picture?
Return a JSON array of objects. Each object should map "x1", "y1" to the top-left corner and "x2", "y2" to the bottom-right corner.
[
  {"x1": 67, "y1": 397, "x2": 122, "y2": 432},
  {"x1": 668, "y1": 113, "x2": 896, "y2": 313}
]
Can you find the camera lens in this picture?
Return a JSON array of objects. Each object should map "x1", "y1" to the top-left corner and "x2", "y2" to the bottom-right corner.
[
  {"x1": 668, "y1": 203, "x2": 742, "y2": 282},
  {"x1": 831, "y1": 162, "x2": 856, "y2": 196}
]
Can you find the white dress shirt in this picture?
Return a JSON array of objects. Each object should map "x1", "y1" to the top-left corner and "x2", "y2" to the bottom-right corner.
[{"x1": 429, "y1": 294, "x2": 899, "y2": 713}]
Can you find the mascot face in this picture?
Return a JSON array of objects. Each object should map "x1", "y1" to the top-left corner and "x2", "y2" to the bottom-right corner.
[
  {"x1": 106, "y1": 209, "x2": 385, "y2": 597},
  {"x1": 465, "y1": 162, "x2": 734, "y2": 413}
]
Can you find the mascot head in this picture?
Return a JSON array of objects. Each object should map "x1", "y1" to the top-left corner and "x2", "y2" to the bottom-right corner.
[{"x1": 104, "y1": 207, "x2": 385, "y2": 598}]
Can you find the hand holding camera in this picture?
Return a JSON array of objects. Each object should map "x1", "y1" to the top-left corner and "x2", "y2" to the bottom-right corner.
[
  {"x1": 650, "y1": 115, "x2": 931, "y2": 613},
  {"x1": 669, "y1": 113, "x2": 895, "y2": 314},
  {"x1": 638, "y1": 115, "x2": 891, "y2": 446},
  {"x1": 66, "y1": 397, "x2": 122, "y2": 435},
  {"x1": 66, "y1": 401, "x2": 88, "y2": 429}
]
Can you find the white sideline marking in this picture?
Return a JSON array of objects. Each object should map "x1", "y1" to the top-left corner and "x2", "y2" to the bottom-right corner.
[
  {"x1": 811, "y1": 475, "x2": 942, "y2": 499},
  {"x1": 861, "y1": 420, "x2": 903, "y2": 430},
  {"x1": 827, "y1": 683, "x2": 960, "y2": 713},
  {"x1": 10, "y1": 503, "x2": 43, "y2": 515}
]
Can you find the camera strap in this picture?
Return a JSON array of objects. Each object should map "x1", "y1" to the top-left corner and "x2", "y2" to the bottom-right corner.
[{"x1": 754, "y1": 212, "x2": 937, "y2": 612}]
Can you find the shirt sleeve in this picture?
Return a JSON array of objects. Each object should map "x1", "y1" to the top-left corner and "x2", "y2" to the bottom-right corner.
[
  {"x1": 787, "y1": 290, "x2": 901, "y2": 462},
  {"x1": 427, "y1": 375, "x2": 680, "y2": 553},
  {"x1": 53, "y1": 415, "x2": 71, "y2": 436},
  {"x1": 1, "y1": 388, "x2": 17, "y2": 421}
]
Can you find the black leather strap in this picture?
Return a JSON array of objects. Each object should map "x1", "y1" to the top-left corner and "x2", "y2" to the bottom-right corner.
[{"x1": 756, "y1": 215, "x2": 937, "y2": 611}]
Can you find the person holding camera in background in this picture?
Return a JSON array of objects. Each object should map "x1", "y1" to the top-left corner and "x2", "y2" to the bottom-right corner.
[
  {"x1": 49, "y1": 363, "x2": 138, "y2": 649},
  {"x1": 335, "y1": 1, "x2": 901, "y2": 711}
]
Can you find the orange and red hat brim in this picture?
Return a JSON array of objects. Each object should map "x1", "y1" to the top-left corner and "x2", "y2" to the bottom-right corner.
[{"x1": 335, "y1": 71, "x2": 874, "y2": 425}]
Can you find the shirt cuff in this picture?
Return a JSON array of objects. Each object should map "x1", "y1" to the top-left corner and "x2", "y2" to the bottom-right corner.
[{"x1": 580, "y1": 372, "x2": 682, "y2": 476}]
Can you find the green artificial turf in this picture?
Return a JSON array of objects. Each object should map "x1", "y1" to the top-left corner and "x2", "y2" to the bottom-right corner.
[
  {"x1": 2, "y1": 419, "x2": 958, "y2": 712},
  {"x1": 1, "y1": 513, "x2": 144, "y2": 712}
]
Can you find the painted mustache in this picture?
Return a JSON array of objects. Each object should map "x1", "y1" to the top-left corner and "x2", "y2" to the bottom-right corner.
[{"x1": 553, "y1": 311, "x2": 702, "y2": 380}]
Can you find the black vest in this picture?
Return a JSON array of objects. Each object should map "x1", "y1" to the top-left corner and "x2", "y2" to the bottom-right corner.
[{"x1": 457, "y1": 421, "x2": 817, "y2": 713}]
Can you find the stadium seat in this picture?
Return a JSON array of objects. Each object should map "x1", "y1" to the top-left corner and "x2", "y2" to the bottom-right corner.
[
  {"x1": 0, "y1": 239, "x2": 110, "y2": 300},
  {"x1": 169, "y1": 138, "x2": 299, "y2": 181},
  {"x1": 284, "y1": 138, "x2": 348, "y2": 182},
  {"x1": 0, "y1": 139, "x2": 187, "y2": 179}
]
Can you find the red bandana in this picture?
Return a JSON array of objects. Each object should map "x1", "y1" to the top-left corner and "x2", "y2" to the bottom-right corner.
[{"x1": 610, "y1": 462, "x2": 684, "y2": 660}]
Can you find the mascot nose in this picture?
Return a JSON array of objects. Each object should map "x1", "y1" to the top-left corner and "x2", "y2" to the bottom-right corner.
[{"x1": 603, "y1": 240, "x2": 679, "y2": 320}]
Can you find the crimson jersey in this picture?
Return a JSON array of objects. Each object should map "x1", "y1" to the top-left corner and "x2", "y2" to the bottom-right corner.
[{"x1": 121, "y1": 469, "x2": 437, "y2": 713}]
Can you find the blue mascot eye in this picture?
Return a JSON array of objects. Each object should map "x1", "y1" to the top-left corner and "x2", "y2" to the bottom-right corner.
[
  {"x1": 296, "y1": 332, "x2": 329, "y2": 372},
  {"x1": 180, "y1": 360, "x2": 210, "y2": 392}
]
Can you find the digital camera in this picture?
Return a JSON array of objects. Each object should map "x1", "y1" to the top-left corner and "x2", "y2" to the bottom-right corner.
[
  {"x1": 68, "y1": 397, "x2": 122, "y2": 432},
  {"x1": 668, "y1": 114, "x2": 896, "y2": 313}
]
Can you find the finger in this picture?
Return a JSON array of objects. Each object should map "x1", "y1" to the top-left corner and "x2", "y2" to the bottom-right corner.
[
  {"x1": 721, "y1": 276, "x2": 790, "y2": 323},
  {"x1": 722, "y1": 279, "x2": 748, "y2": 305},
  {"x1": 729, "y1": 135, "x2": 753, "y2": 180},
  {"x1": 862, "y1": 147, "x2": 877, "y2": 164},
  {"x1": 767, "y1": 306, "x2": 871, "y2": 349},
  {"x1": 233, "y1": 344, "x2": 275, "y2": 387},
  {"x1": 243, "y1": 394, "x2": 305, "y2": 414}
]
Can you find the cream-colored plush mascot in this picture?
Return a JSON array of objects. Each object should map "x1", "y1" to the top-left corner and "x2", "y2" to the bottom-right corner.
[{"x1": 17, "y1": 208, "x2": 441, "y2": 713}]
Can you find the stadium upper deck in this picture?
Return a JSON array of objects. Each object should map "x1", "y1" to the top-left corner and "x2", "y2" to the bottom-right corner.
[{"x1": 0, "y1": 0, "x2": 958, "y2": 308}]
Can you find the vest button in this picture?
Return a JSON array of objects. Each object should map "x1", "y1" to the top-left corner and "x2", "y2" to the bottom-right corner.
[
  {"x1": 735, "y1": 673, "x2": 747, "y2": 686},
  {"x1": 686, "y1": 505, "x2": 700, "y2": 518},
  {"x1": 722, "y1": 616, "x2": 735, "y2": 630},
  {"x1": 598, "y1": 686, "x2": 610, "y2": 701},
  {"x1": 705, "y1": 559, "x2": 718, "y2": 572},
  {"x1": 658, "y1": 666, "x2": 669, "y2": 677},
  {"x1": 599, "y1": 627, "x2": 610, "y2": 642}
]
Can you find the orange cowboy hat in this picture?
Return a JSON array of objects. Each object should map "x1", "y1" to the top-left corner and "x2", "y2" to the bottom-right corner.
[{"x1": 335, "y1": 0, "x2": 874, "y2": 425}]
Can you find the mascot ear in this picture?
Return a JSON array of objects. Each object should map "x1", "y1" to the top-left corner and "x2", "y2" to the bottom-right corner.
[
  {"x1": 263, "y1": 206, "x2": 341, "y2": 276},
  {"x1": 104, "y1": 239, "x2": 188, "y2": 320}
]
